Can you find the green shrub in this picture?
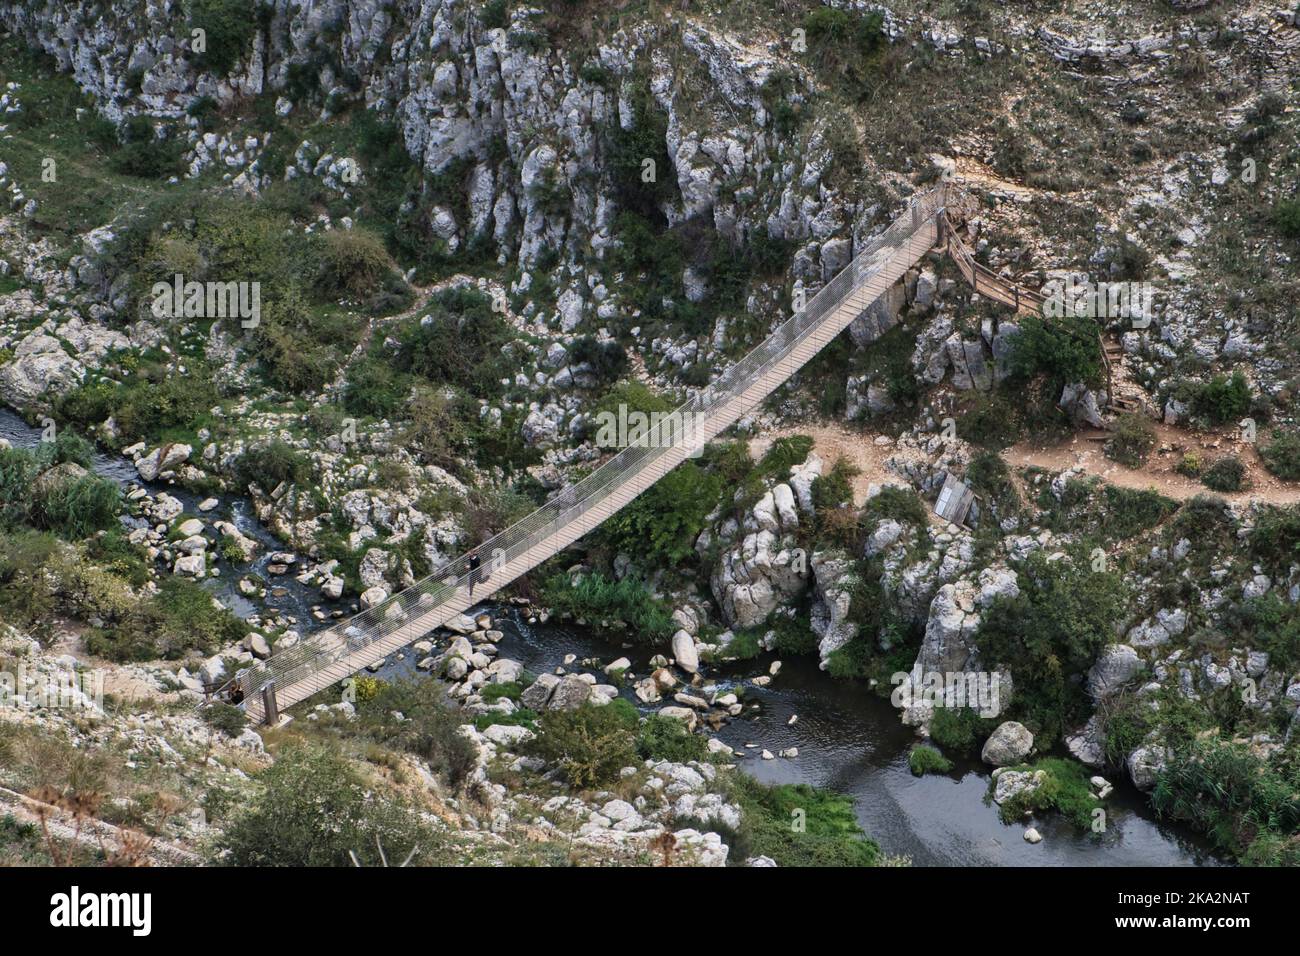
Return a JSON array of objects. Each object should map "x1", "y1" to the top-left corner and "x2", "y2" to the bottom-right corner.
[
  {"x1": 766, "y1": 614, "x2": 820, "y2": 656},
  {"x1": 526, "y1": 704, "x2": 639, "y2": 789},
  {"x1": 217, "y1": 744, "x2": 436, "y2": 866},
  {"x1": 84, "y1": 530, "x2": 151, "y2": 587},
  {"x1": 202, "y1": 702, "x2": 248, "y2": 737},
  {"x1": 929, "y1": 706, "x2": 997, "y2": 756},
  {"x1": 1006, "y1": 314, "x2": 1105, "y2": 390},
  {"x1": 1250, "y1": 504, "x2": 1300, "y2": 568},
  {"x1": 1201, "y1": 455, "x2": 1246, "y2": 492},
  {"x1": 863, "y1": 485, "x2": 928, "y2": 530},
  {"x1": 480, "y1": 0, "x2": 509, "y2": 30},
  {"x1": 638, "y1": 714, "x2": 708, "y2": 762},
  {"x1": 235, "y1": 440, "x2": 312, "y2": 492},
  {"x1": 1223, "y1": 593, "x2": 1300, "y2": 671},
  {"x1": 1170, "y1": 493, "x2": 1236, "y2": 549},
  {"x1": 187, "y1": 94, "x2": 220, "y2": 130},
  {"x1": 1105, "y1": 412, "x2": 1156, "y2": 468},
  {"x1": 965, "y1": 449, "x2": 1018, "y2": 512},
  {"x1": 567, "y1": 336, "x2": 628, "y2": 387},
  {"x1": 57, "y1": 369, "x2": 219, "y2": 446},
  {"x1": 758, "y1": 435, "x2": 814, "y2": 477},
  {"x1": 1274, "y1": 199, "x2": 1300, "y2": 240},
  {"x1": 908, "y1": 745, "x2": 953, "y2": 776},
  {"x1": 343, "y1": 357, "x2": 409, "y2": 419},
  {"x1": 0, "y1": 447, "x2": 38, "y2": 528},
  {"x1": 802, "y1": 8, "x2": 887, "y2": 96},
  {"x1": 812, "y1": 459, "x2": 861, "y2": 548},
  {"x1": 109, "y1": 116, "x2": 186, "y2": 179},
  {"x1": 1100, "y1": 485, "x2": 1177, "y2": 540},
  {"x1": 393, "y1": 288, "x2": 513, "y2": 399},
  {"x1": 602, "y1": 462, "x2": 722, "y2": 565},
  {"x1": 189, "y1": 0, "x2": 259, "y2": 76},
  {"x1": 1188, "y1": 370, "x2": 1251, "y2": 424},
  {"x1": 604, "y1": 79, "x2": 676, "y2": 219},
  {"x1": 1260, "y1": 429, "x2": 1300, "y2": 480},
  {"x1": 1176, "y1": 451, "x2": 1203, "y2": 478},
  {"x1": 318, "y1": 228, "x2": 394, "y2": 299},
  {"x1": 975, "y1": 551, "x2": 1126, "y2": 746},
  {"x1": 0, "y1": 532, "x2": 64, "y2": 641}
]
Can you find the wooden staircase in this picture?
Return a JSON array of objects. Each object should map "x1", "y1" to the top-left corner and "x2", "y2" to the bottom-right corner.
[
  {"x1": 941, "y1": 212, "x2": 1134, "y2": 416},
  {"x1": 1103, "y1": 336, "x2": 1140, "y2": 413}
]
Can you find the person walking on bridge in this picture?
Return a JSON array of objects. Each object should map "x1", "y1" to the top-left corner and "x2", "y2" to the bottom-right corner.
[{"x1": 467, "y1": 548, "x2": 484, "y2": 599}]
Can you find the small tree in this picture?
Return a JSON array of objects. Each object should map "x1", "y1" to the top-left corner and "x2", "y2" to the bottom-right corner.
[
  {"x1": 1261, "y1": 429, "x2": 1300, "y2": 480},
  {"x1": 526, "y1": 704, "x2": 638, "y2": 789},
  {"x1": 1105, "y1": 412, "x2": 1156, "y2": 468},
  {"x1": 1201, "y1": 456, "x2": 1246, "y2": 493},
  {"x1": 217, "y1": 745, "x2": 431, "y2": 867}
]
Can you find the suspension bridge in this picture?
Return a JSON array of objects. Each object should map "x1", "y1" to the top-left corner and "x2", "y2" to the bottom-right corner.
[{"x1": 220, "y1": 182, "x2": 1111, "y2": 723}]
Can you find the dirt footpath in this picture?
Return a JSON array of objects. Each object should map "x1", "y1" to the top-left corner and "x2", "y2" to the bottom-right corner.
[{"x1": 1006, "y1": 420, "x2": 1300, "y2": 505}]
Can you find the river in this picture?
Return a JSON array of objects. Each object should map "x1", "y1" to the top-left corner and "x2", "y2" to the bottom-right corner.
[{"x1": 1, "y1": 406, "x2": 1222, "y2": 866}]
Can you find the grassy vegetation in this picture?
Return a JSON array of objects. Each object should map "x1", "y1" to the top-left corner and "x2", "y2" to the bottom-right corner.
[
  {"x1": 346, "y1": 679, "x2": 479, "y2": 787},
  {"x1": 1036, "y1": 476, "x2": 1176, "y2": 544},
  {"x1": 541, "y1": 572, "x2": 674, "y2": 643},
  {"x1": 637, "y1": 714, "x2": 709, "y2": 763},
  {"x1": 0, "y1": 36, "x2": 212, "y2": 243},
  {"x1": 1152, "y1": 739, "x2": 1300, "y2": 866},
  {"x1": 57, "y1": 359, "x2": 222, "y2": 448},
  {"x1": 994, "y1": 757, "x2": 1100, "y2": 830},
  {"x1": 721, "y1": 775, "x2": 882, "y2": 867},
  {"x1": 86, "y1": 576, "x2": 246, "y2": 662},
  {"x1": 0, "y1": 440, "x2": 120, "y2": 540},
  {"x1": 908, "y1": 745, "x2": 953, "y2": 776},
  {"x1": 340, "y1": 287, "x2": 540, "y2": 474}
]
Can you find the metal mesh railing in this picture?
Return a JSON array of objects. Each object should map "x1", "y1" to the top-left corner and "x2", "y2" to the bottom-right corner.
[{"x1": 222, "y1": 184, "x2": 950, "y2": 714}]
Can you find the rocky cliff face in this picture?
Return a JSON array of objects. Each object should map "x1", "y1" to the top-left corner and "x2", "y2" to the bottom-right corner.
[{"x1": 0, "y1": 0, "x2": 874, "y2": 314}]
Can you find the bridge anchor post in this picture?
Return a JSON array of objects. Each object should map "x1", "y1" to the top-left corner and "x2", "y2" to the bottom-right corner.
[{"x1": 260, "y1": 680, "x2": 280, "y2": 726}]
